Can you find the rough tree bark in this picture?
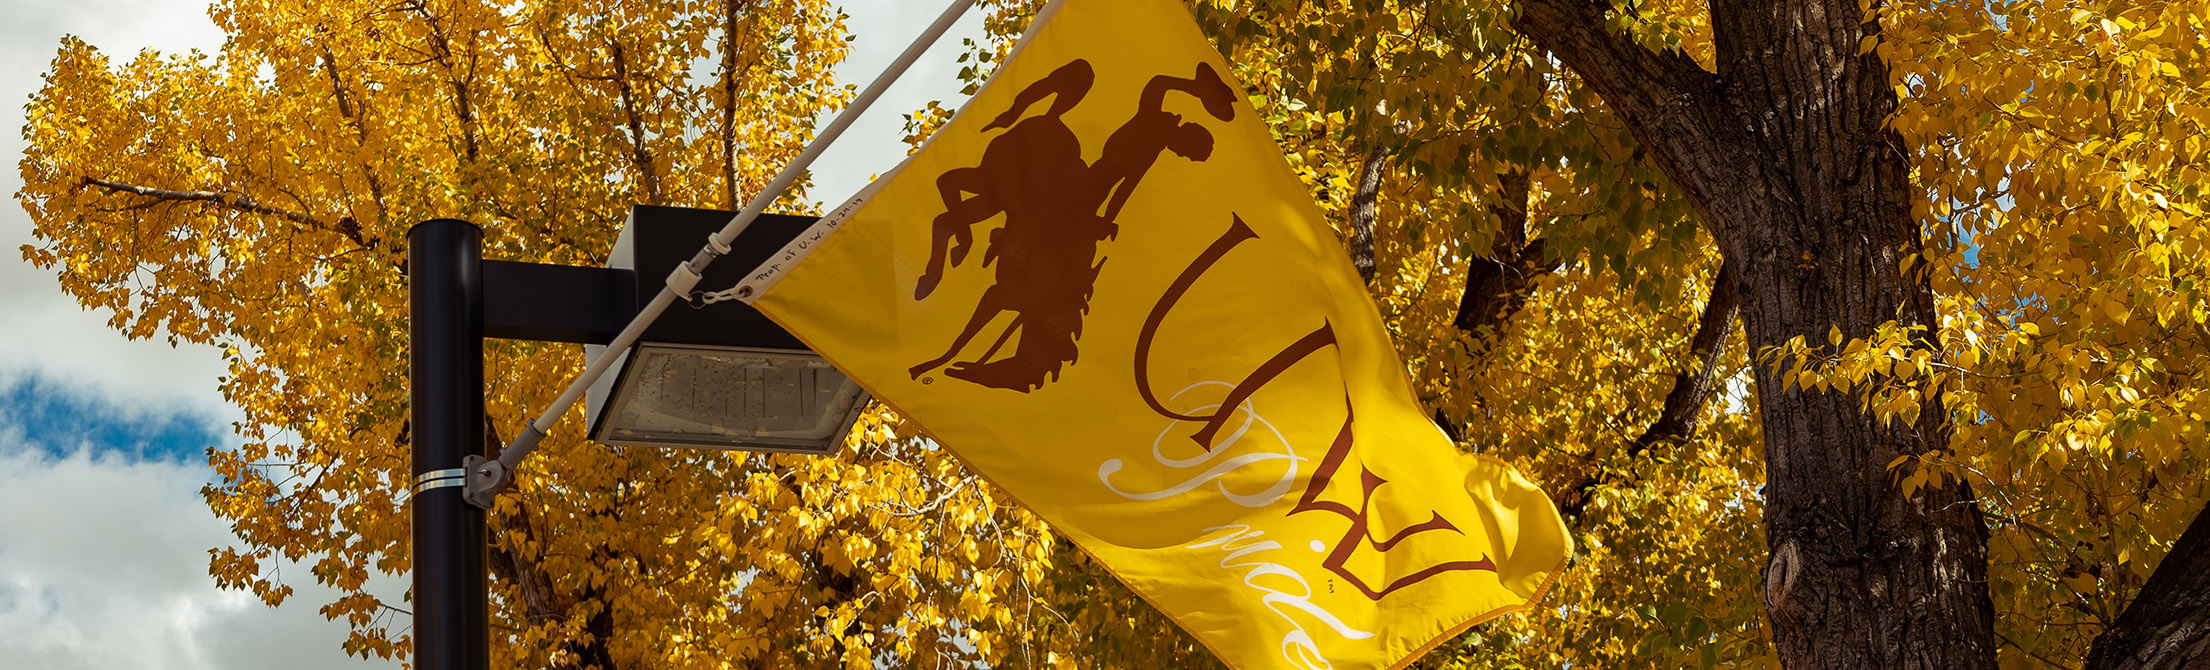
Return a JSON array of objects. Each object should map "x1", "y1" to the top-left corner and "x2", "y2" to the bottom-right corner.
[
  {"x1": 1513, "y1": 1, "x2": 1999, "y2": 667},
  {"x1": 2085, "y1": 498, "x2": 2210, "y2": 669},
  {"x1": 1346, "y1": 140, "x2": 1387, "y2": 286}
]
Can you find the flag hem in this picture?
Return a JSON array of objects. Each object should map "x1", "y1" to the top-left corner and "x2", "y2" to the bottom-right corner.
[{"x1": 1384, "y1": 453, "x2": 1574, "y2": 669}]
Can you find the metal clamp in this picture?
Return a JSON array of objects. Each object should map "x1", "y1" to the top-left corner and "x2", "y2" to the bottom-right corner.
[
  {"x1": 462, "y1": 420, "x2": 542, "y2": 510},
  {"x1": 413, "y1": 468, "x2": 467, "y2": 495},
  {"x1": 462, "y1": 455, "x2": 511, "y2": 510}
]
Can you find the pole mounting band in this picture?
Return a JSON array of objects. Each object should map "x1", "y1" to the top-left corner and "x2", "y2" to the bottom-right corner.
[
  {"x1": 413, "y1": 468, "x2": 468, "y2": 495},
  {"x1": 417, "y1": 468, "x2": 465, "y2": 483}
]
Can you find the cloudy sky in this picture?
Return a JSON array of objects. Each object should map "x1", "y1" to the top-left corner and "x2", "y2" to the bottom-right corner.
[{"x1": 0, "y1": 1, "x2": 980, "y2": 666}]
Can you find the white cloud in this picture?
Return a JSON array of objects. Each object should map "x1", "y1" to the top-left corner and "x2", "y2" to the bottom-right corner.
[
  {"x1": 0, "y1": 0, "x2": 376, "y2": 664},
  {"x1": 1, "y1": 0, "x2": 234, "y2": 422},
  {"x1": 0, "y1": 2, "x2": 986, "y2": 667},
  {"x1": 3, "y1": 7, "x2": 381, "y2": 665},
  {"x1": 0, "y1": 0, "x2": 981, "y2": 415},
  {"x1": 0, "y1": 297, "x2": 235, "y2": 427},
  {"x1": 0, "y1": 436, "x2": 395, "y2": 669}
]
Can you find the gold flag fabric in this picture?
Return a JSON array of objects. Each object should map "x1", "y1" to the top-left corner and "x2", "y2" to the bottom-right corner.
[{"x1": 731, "y1": 0, "x2": 1571, "y2": 666}]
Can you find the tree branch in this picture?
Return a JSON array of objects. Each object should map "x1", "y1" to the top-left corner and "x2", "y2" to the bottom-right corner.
[
  {"x1": 608, "y1": 40, "x2": 664, "y2": 206},
  {"x1": 1452, "y1": 168, "x2": 1553, "y2": 334},
  {"x1": 719, "y1": 0, "x2": 762, "y2": 210},
  {"x1": 319, "y1": 45, "x2": 391, "y2": 232},
  {"x1": 78, "y1": 177, "x2": 371, "y2": 249},
  {"x1": 1627, "y1": 259, "x2": 1739, "y2": 455},
  {"x1": 1511, "y1": 0, "x2": 1718, "y2": 121},
  {"x1": 2085, "y1": 498, "x2": 2210, "y2": 669},
  {"x1": 1346, "y1": 140, "x2": 1387, "y2": 286},
  {"x1": 1511, "y1": 0, "x2": 1742, "y2": 230},
  {"x1": 1556, "y1": 260, "x2": 1739, "y2": 520},
  {"x1": 1435, "y1": 169, "x2": 1553, "y2": 442},
  {"x1": 481, "y1": 419, "x2": 619, "y2": 670},
  {"x1": 412, "y1": 0, "x2": 481, "y2": 163}
]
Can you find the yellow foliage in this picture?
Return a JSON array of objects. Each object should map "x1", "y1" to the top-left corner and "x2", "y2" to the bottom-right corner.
[
  {"x1": 21, "y1": 0, "x2": 2210, "y2": 666},
  {"x1": 15, "y1": 0, "x2": 1092, "y2": 666}
]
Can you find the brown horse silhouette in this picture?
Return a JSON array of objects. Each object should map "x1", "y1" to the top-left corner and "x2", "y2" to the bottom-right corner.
[{"x1": 908, "y1": 59, "x2": 1238, "y2": 391}]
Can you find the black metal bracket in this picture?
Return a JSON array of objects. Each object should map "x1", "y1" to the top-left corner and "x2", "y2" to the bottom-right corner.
[{"x1": 483, "y1": 260, "x2": 637, "y2": 344}]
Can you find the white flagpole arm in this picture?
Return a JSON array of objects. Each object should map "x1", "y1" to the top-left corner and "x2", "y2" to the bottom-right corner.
[{"x1": 464, "y1": 0, "x2": 979, "y2": 508}]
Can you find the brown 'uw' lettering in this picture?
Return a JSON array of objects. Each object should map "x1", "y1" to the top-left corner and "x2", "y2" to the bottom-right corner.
[
  {"x1": 1132, "y1": 216, "x2": 1338, "y2": 451},
  {"x1": 1291, "y1": 399, "x2": 1497, "y2": 600},
  {"x1": 909, "y1": 59, "x2": 1240, "y2": 393},
  {"x1": 1134, "y1": 216, "x2": 1497, "y2": 598}
]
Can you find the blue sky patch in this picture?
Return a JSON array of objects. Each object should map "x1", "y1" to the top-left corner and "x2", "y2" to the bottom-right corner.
[{"x1": 0, "y1": 374, "x2": 226, "y2": 465}]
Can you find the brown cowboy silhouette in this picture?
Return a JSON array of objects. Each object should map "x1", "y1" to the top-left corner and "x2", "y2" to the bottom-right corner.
[{"x1": 908, "y1": 59, "x2": 1238, "y2": 391}]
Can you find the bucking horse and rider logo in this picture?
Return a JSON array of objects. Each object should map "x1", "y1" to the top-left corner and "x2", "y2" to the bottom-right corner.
[
  {"x1": 903, "y1": 58, "x2": 1498, "y2": 600},
  {"x1": 908, "y1": 59, "x2": 1237, "y2": 391}
]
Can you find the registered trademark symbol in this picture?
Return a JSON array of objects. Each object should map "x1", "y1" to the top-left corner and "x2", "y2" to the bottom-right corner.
[{"x1": 922, "y1": 377, "x2": 935, "y2": 385}]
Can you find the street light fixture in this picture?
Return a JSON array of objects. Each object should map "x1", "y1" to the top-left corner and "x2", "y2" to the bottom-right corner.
[
  {"x1": 405, "y1": 7, "x2": 978, "y2": 668},
  {"x1": 582, "y1": 205, "x2": 869, "y2": 455},
  {"x1": 588, "y1": 343, "x2": 866, "y2": 453},
  {"x1": 407, "y1": 205, "x2": 860, "y2": 670}
]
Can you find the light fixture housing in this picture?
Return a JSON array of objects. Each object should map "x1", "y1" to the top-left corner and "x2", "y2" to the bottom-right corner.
[{"x1": 585, "y1": 205, "x2": 869, "y2": 455}]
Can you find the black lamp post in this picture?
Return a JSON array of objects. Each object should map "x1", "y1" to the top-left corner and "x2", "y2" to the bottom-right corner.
[
  {"x1": 404, "y1": 206, "x2": 865, "y2": 670},
  {"x1": 408, "y1": 220, "x2": 490, "y2": 670}
]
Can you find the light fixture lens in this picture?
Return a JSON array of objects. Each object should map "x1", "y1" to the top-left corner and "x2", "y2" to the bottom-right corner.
[{"x1": 596, "y1": 344, "x2": 867, "y2": 453}]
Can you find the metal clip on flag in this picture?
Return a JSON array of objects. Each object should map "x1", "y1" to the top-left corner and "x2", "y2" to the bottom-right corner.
[{"x1": 460, "y1": 0, "x2": 979, "y2": 509}]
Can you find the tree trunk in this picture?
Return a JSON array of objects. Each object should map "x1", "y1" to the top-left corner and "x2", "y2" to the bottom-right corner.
[
  {"x1": 2085, "y1": 499, "x2": 2210, "y2": 669},
  {"x1": 1514, "y1": 1, "x2": 1997, "y2": 667},
  {"x1": 483, "y1": 421, "x2": 620, "y2": 669}
]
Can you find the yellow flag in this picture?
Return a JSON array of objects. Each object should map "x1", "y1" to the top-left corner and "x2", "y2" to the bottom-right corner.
[{"x1": 732, "y1": 0, "x2": 1570, "y2": 666}]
